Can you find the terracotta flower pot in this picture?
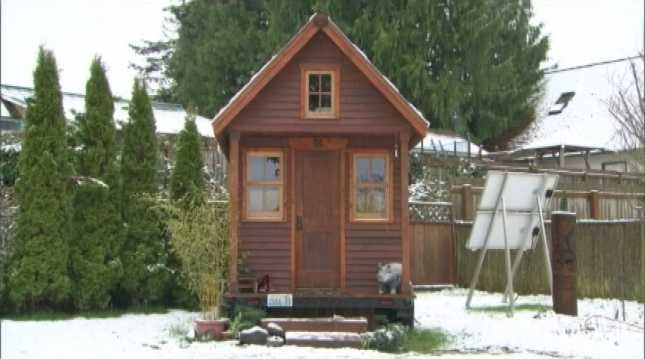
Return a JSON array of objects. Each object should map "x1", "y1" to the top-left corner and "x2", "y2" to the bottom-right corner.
[{"x1": 195, "y1": 318, "x2": 229, "y2": 340}]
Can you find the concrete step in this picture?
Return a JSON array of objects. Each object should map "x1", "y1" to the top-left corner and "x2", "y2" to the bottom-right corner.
[
  {"x1": 285, "y1": 331, "x2": 363, "y2": 349},
  {"x1": 261, "y1": 317, "x2": 368, "y2": 333}
]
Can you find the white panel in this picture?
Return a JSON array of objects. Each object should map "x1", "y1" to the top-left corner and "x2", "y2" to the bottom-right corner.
[{"x1": 467, "y1": 171, "x2": 558, "y2": 251}]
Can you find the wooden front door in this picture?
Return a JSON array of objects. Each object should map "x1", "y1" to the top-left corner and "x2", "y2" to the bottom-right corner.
[{"x1": 295, "y1": 150, "x2": 341, "y2": 288}]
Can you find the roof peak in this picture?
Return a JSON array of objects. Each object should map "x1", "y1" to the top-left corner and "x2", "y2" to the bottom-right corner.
[{"x1": 212, "y1": 12, "x2": 429, "y2": 139}]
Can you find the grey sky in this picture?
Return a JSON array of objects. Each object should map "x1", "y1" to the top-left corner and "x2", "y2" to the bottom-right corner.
[{"x1": 1, "y1": 0, "x2": 643, "y2": 99}]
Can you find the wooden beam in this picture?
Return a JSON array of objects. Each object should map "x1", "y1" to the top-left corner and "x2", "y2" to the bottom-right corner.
[
  {"x1": 462, "y1": 184, "x2": 474, "y2": 221},
  {"x1": 551, "y1": 211, "x2": 578, "y2": 316},
  {"x1": 340, "y1": 149, "x2": 347, "y2": 289},
  {"x1": 589, "y1": 190, "x2": 601, "y2": 219},
  {"x1": 399, "y1": 131, "x2": 412, "y2": 294},
  {"x1": 289, "y1": 146, "x2": 297, "y2": 292},
  {"x1": 228, "y1": 131, "x2": 240, "y2": 293}
]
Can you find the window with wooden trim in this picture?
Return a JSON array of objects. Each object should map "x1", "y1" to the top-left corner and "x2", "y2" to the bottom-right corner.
[
  {"x1": 352, "y1": 152, "x2": 391, "y2": 221},
  {"x1": 301, "y1": 64, "x2": 340, "y2": 119},
  {"x1": 245, "y1": 151, "x2": 283, "y2": 220}
]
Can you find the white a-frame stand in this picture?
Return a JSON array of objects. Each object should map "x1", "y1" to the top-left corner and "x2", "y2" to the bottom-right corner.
[{"x1": 464, "y1": 171, "x2": 558, "y2": 316}]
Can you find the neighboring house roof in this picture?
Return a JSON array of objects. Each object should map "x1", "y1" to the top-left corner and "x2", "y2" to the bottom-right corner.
[
  {"x1": 414, "y1": 130, "x2": 486, "y2": 156},
  {"x1": 512, "y1": 56, "x2": 643, "y2": 153},
  {"x1": 1, "y1": 100, "x2": 10, "y2": 117},
  {"x1": 0, "y1": 84, "x2": 214, "y2": 138},
  {"x1": 212, "y1": 13, "x2": 429, "y2": 140}
]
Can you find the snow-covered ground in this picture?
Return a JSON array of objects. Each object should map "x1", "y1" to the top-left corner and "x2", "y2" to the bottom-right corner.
[
  {"x1": 2, "y1": 289, "x2": 643, "y2": 359},
  {"x1": 416, "y1": 289, "x2": 644, "y2": 358}
]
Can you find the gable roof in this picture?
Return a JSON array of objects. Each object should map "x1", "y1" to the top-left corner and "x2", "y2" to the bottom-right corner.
[
  {"x1": 212, "y1": 13, "x2": 429, "y2": 139},
  {"x1": 511, "y1": 56, "x2": 642, "y2": 153}
]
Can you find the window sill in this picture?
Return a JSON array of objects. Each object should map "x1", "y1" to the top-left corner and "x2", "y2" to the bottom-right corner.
[
  {"x1": 350, "y1": 217, "x2": 393, "y2": 224},
  {"x1": 302, "y1": 113, "x2": 338, "y2": 120},
  {"x1": 242, "y1": 216, "x2": 286, "y2": 223}
]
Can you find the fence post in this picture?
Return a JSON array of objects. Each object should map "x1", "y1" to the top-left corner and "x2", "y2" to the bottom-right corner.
[
  {"x1": 462, "y1": 184, "x2": 474, "y2": 221},
  {"x1": 641, "y1": 213, "x2": 644, "y2": 303},
  {"x1": 551, "y1": 212, "x2": 577, "y2": 316},
  {"x1": 589, "y1": 190, "x2": 600, "y2": 219}
]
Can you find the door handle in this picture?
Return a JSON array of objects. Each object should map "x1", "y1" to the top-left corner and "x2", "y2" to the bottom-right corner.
[{"x1": 296, "y1": 215, "x2": 303, "y2": 230}]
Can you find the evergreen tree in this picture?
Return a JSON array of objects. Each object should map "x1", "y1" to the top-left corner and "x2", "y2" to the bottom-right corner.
[
  {"x1": 9, "y1": 48, "x2": 72, "y2": 311},
  {"x1": 133, "y1": 0, "x2": 548, "y2": 147},
  {"x1": 69, "y1": 58, "x2": 123, "y2": 310},
  {"x1": 118, "y1": 80, "x2": 169, "y2": 305},
  {"x1": 170, "y1": 114, "x2": 204, "y2": 202}
]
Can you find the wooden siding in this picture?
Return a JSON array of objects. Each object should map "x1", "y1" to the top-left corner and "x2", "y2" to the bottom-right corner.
[
  {"x1": 231, "y1": 32, "x2": 408, "y2": 134},
  {"x1": 345, "y1": 137, "x2": 402, "y2": 293},
  {"x1": 237, "y1": 135, "x2": 403, "y2": 293},
  {"x1": 239, "y1": 221, "x2": 292, "y2": 291},
  {"x1": 238, "y1": 136, "x2": 291, "y2": 291}
]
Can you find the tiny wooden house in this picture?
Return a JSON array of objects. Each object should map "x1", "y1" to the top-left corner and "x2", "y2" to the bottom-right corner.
[{"x1": 212, "y1": 14, "x2": 428, "y2": 323}]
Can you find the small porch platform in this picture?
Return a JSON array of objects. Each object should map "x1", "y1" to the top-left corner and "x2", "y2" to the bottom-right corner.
[{"x1": 224, "y1": 291, "x2": 415, "y2": 328}]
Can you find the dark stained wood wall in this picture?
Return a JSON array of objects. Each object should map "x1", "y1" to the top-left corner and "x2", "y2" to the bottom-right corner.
[
  {"x1": 233, "y1": 31, "x2": 413, "y2": 294},
  {"x1": 344, "y1": 137, "x2": 402, "y2": 293},
  {"x1": 238, "y1": 136, "x2": 291, "y2": 291},
  {"x1": 237, "y1": 135, "x2": 402, "y2": 293},
  {"x1": 230, "y1": 32, "x2": 409, "y2": 134}
]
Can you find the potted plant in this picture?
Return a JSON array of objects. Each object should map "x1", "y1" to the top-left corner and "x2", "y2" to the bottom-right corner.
[{"x1": 168, "y1": 200, "x2": 229, "y2": 340}]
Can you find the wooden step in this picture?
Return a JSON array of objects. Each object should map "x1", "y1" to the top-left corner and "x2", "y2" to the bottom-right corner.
[
  {"x1": 285, "y1": 331, "x2": 362, "y2": 348},
  {"x1": 261, "y1": 317, "x2": 368, "y2": 333}
]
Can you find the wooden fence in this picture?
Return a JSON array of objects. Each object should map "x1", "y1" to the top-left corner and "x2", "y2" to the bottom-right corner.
[
  {"x1": 450, "y1": 185, "x2": 644, "y2": 221},
  {"x1": 410, "y1": 219, "x2": 644, "y2": 301}
]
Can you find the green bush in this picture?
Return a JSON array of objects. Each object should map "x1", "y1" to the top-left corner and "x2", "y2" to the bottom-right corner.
[
  {"x1": 167, "y1": 201, "x2": 229, "y2": 319},
  {"x1": 228, "y1": 305, "x2": 266, "y2": 337},
  {"x1": 404, "y1": 328, "x2": 448, "y2": 354},
  {"x1": 363, "y1": 324, "x2": 407, "y2": 353},
  {"x1": 0, "y1": 147, "x2": 19, "y2": 186},
  {"x1": 363, "y1": 325, "x2": 448, "y2": 354}
]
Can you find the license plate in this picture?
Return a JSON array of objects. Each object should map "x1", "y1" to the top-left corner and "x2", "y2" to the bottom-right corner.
[{"x1": 267, "y1": 294, "x2": 293, "y2": 308}]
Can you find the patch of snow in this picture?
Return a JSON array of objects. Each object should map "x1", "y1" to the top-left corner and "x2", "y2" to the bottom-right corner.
[
  {"x1": 3, "y1": 289, "x2": 641, "y2": 358},
  {"x1": 512, "y1": 58, "x2": 644, "y2": 152},
  {"x1": 0, "y1": 142, "x2": 21, "y2": 152},
  {"x1": 415, "y1": 288, "x2": 644, "y2": 359},
  {"x1": 73, "y1": 176, "x2": 109, "y2": 189},
  {"x1": 415, "y1": 131, "x2": 486, "y2": 156},
  {"x1": 0, "y1": 85, "x2": 214, "y2": 138}
]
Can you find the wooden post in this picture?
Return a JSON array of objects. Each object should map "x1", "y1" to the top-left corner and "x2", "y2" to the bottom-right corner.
[
  {"x1": 228, "y1": 131, "x2": 240, "y2": 293},
  {"x1": 559, "y1": 145, "x2": 566, "y2": 168},
  {"x1": 641, "y1": 214, "x2": 644, "y2": 303},
  {"x1": 462, "y1": 184, "x2": 474, "y2": 221},
  {"x1": 400, "y1": 131, "x2": 412, "y2": 294},
  {"x1": 551, "y1": 211, "x2": 577, "y2": 316},
  {"x1": 589, "y1": 190, "x2": 600, "y2": 219},
  {"x1": 501, "y1": 198, "x2": 514, "y2": 315}
]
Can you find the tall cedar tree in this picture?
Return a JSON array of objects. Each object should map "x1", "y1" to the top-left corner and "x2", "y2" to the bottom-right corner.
[
  {"x1": 9, "y1": 48, "x2": 72, "y2": 311},
  {"x1": 132, "y1": 0, "x2": 548, "y2": 148},
  {"x1": 170, "y1": 114, "x2": 204, "y2": 202},
  {"x1": 119, "y1": 80, "x2": 169, "y2": 305},
  {"x1": 69, "y1": 58, "x2": 124, "y2": 310}
]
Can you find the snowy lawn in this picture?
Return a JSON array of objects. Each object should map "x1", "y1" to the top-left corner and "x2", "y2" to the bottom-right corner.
[{"x1": 2, "y1": 288, "x2": 643, "y2": 359}]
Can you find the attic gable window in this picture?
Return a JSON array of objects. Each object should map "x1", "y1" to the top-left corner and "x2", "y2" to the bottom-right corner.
[
  {"x1": 548, "y1": 91, "x2": 575, "y2": 115},
  {"x1": 301, "y1": 64, "x2": 340, "y2": 119}
]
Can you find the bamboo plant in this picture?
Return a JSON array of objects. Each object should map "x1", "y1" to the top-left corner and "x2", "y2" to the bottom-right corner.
[{"x1": 168, "y1": 201, "x2": 229, "y2": 319}]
